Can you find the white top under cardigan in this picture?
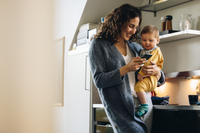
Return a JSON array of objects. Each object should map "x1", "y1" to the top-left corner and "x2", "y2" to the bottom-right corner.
[
  {"x1": 122, "y1": 43, "x2": 153, "y2": 133},
  {"x1": 122, "y1": 43, "x2": 137, "y2": 97}
]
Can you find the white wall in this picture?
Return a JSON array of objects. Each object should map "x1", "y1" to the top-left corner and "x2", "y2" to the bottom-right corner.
[
  {"x1": 0, "y1": 0, "x2": 88, "y2": 132},
  {"x1": 156, "y1": 78, "x2": 200, "y2": 105},
  {"x1": 141, "y1": 1, "x2": 200, "y2": 105},
  {"x1": 53, "y1": 0, "x2": 87, "y2": 133},
  {"x1": 0, "y1": 0, "x2": 54, "y2": 133}
]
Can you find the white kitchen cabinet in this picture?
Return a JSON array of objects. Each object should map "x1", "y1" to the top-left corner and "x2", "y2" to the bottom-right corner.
[
  {"x1": 66, "y1": 49, "x2": 101, "y2": 133},
  {"x1": 65, "y1": 51, "x2": 90, "y2": 133}
]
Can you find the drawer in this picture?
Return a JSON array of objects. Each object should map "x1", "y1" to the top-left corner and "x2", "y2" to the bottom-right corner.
[
  {"x1": 95, "y1": 108, "x2": 109, "y2": 122},
  {"x1": 96, "y1": 125, "x2": 114, "y2": 133}
]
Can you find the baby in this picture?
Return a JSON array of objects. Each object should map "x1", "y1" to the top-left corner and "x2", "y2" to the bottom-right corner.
[{"x1": 135, "y1": 25, "x2": 164, "y2": 117}]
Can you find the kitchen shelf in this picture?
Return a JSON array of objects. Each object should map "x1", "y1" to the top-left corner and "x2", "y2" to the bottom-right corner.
[
  {"x1": 139, "y1": 0, "x2": 194, "y2": 17},
  {"x1": 159, "y1": 30, "x2": 200, "y2": 44},
  {"x1": 68, "y1": 30, "x2": 200, "y2": 55}
]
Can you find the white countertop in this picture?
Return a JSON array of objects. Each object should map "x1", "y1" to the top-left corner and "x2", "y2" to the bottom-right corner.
[
  {"x1": 93, "y1": 104, "x2": 200, "y2": 111},
  {"x1": 93, "y1": 104, "x2": 104, "y2": 108},
  {"x1": 153, "y1": 105, "x2": 200, "y2": 111}
]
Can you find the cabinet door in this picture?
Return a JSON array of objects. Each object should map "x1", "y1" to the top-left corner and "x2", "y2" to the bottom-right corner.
[
  {"x1": 66, "y1": 52, "x2": 90, "y2": 133},
  {"x1": 151, "y1": 109, "x2": 199, "y2": 133}
]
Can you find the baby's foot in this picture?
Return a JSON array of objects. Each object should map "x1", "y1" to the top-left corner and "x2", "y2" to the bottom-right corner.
[{"x1": 135, "y1": 104, "x2": 149, "y2": 117}]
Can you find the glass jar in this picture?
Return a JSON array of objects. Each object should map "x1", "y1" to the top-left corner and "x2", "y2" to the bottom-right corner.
[{"x1": 179, "y1": 14, "x2": 192, "y2": 31}]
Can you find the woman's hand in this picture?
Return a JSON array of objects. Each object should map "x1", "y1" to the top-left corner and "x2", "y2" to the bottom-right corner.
[
  {"x1": 127, "y1": 56, "x2": 147, "y2": 71},
  {"x1": 141, "y1": 61, "x2": 161, "y2": 80},
  {"x1": 119, "y1": 56, "x2": 147, "y2": 77}
]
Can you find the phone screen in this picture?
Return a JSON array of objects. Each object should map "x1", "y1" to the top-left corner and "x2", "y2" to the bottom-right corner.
[{"x1": 141, "y1": 54, "x2": 152, "y2": 60}]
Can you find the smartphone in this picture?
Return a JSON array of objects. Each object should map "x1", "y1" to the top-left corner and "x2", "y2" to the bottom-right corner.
[{"x1": 140, "y1": 53, "x2": 152, "y2": 60}]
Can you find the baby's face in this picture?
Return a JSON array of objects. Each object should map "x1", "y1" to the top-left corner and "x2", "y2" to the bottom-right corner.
[{"x1": 141, "y1": 33, "x2": 159, "y2": 50}]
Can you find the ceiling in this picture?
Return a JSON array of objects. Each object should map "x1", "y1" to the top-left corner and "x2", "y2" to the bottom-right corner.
[{"x1": 80, "y1": 0, "x2": 145, "y2": 25}]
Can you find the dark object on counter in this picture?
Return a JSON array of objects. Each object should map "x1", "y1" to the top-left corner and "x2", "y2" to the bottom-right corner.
[
  {"x1": 159, "y1": 30, "x2": 179, "y2": 35},
  {"x1": 188, "y1": 95, "x2": 198, "y2": 105},
  {"x1": 165, "y1": 15, "x2": 173, "y2": 30},
  {"x1": 152, "y1": 109, "x2": 198, "y2": 133},
  {"x1": 151, "y1": 95, "x2": 170, "y2": 105},
  {"x1": 165, "y1": 15, "x2": 173, "y2": 21}
]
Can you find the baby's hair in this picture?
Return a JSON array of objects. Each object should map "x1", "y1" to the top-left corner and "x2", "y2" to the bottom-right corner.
[{"x1": 141, "y1": 25, "x2": 159, "y2": 39}]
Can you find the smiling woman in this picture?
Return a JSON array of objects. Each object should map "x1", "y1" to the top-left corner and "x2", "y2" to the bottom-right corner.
[
  {"x1": 89, "y1": 3, "x2": 165, "y2": 133},
  {"x1": 118, "y1": 17, "x2": 140, "y2": 42}
]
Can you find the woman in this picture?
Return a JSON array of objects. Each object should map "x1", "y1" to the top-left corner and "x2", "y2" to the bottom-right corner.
[{"x1": 89, "y1": 4, "x2": 165, "y2": 133}]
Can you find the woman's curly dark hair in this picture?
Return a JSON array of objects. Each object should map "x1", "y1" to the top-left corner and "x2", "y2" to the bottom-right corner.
[{"x1": 94, "y1": 3, "x2": 142, "y2": 44}]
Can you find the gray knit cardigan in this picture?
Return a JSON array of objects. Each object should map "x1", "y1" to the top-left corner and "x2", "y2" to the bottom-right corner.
[{"x1": 89, "y1": 38, "x2": 165, "y2": 133}]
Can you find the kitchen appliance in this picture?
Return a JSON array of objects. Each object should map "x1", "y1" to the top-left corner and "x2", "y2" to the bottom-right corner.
[
  {"x1": 165, "y1": 15, "x2": 173, "y2": 30},
  {"x1": 160, "y1": 15, "x2": 178, "y2": 35}
]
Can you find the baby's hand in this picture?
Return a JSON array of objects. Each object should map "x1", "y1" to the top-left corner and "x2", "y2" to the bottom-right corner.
[{"x1": 137, "y1": 73, "x2": 143, "y2": 81}]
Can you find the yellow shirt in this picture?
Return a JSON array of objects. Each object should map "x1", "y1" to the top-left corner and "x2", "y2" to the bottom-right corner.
[{"x1": 135, "y1": 47, "x2": 164, "y2": 92}]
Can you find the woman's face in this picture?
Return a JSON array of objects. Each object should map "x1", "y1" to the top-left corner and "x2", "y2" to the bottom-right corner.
[{"x1": 118, "y1": 17, "x2": 140, "y2": 42}]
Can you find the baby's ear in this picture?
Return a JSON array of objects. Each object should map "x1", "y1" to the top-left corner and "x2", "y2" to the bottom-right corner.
[{"x1": 157, "y1": 38, "x2": 160, "y2": 44}]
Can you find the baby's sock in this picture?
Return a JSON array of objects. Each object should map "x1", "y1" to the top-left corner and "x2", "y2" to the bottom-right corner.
[{"x1": 135, "y1": 104, "x2": 149, "y2": 117}]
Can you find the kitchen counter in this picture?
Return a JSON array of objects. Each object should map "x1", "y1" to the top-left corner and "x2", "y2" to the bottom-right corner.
[
  {"x1": 153, "y1": 105, "x2": 200, "y2": 111},
  {"x1": 93, "y1": 104, "x2": 200, "y2": 133},
  {"x1": 93, "y1": 104, "x2": 200, "y2": 111},
  {"x1": 93, "y1": 104, "x2": 104, "y2": 108}
]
